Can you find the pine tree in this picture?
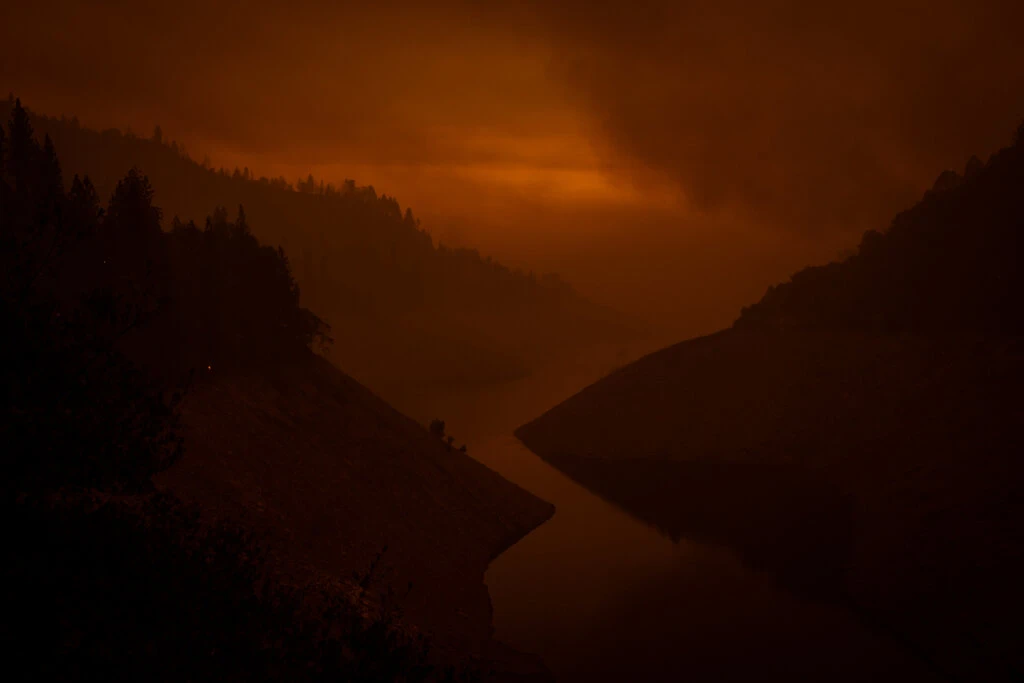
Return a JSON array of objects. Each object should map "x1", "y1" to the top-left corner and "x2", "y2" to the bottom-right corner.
[
  {"x1": 106, "y1": 167, "x2": 161, "y2": 239},
  {"x1": 234, "y1": 204, "x2": 250, "y2": 238},
  {"x1": 7, "y1": 99, "x2": 37, "y2": 193},
  {"x1": 41, "y1": 134, "x2": 63, "y2": 194}
]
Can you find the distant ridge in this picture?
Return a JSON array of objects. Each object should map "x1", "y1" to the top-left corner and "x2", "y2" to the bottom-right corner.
[{"x1": 1, "y1": 97, "x2": 633, "y2": 397}]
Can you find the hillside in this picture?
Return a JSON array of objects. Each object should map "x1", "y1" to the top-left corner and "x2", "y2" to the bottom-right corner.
[
  {"x1": 516, "y1": 127, "x2": 1024, "y2": 679},
  {"x1": 1, "y1": 98, "x2": 631, "y2": 397},
  {"x1": 160, "y1": 354, "x2": 555, "y2": 676},
  {"x1": 1, "y1": 99, "x2": 553, "y2": 681}
]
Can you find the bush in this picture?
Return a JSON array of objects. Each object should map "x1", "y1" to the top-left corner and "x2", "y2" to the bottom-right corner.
[{"x1": 2, "y1": 492, "x2": 457, "y2": 683}]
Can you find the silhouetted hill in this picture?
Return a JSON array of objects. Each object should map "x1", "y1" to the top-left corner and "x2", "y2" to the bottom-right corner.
[
  {"x1": 517, "y1": 126, "x2": 1024, "y2": 679},
  {"x1": 735, "y1": 138, "x2": 1023, "y2": 337},
  {"x1": 2, "y1": 99, "x2": 552, "y2": 681},
  {"x1": 1, "y1": 98, "x2": 632, "y2": 397}
]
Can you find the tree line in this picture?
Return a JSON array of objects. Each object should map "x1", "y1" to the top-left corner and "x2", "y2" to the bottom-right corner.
[
  {"x1": 3, "y1": 96, "x2": 629, "y2": 390},
  {"x1": 736, "y1": 123, "x2": 1024, "y2": 338}
]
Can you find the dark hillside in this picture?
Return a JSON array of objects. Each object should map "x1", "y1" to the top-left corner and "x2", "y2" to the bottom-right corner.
[
  {"x1": 517, "y1": 126, "x2": 1024, "y2": 680},
  {"x1": 1, "y1": 98, "x2": 631, "y2": 395},
  {"x1": 161, "y1": 354, "x2": 554, "y2": 670},
  {"x1": 735, "y1": 135, "x2": 1024, "y2": 337},
  {"x1": 1, "y1": 99, "x2": 552, "y2": 681}
]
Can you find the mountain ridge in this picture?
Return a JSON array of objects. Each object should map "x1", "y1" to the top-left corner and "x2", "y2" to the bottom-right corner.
[{"x1": 1, "y1": 97, "x2": 634, "y2": 398}]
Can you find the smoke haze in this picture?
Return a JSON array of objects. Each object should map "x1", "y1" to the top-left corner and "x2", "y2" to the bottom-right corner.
[{"x1": 5, "y1": 0, "x2": 1022, "y2": 335}]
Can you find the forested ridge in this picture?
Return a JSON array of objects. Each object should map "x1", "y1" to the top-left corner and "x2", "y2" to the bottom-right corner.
[
  {"x1": 736, "y1": 125, "x2": 1024, "y2": 336},
  {"x1": 1, "y1": 98, "x2": 630, "y2": 393}
]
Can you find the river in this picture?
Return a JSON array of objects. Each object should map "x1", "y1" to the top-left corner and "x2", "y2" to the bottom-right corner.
[{"x1": 388, "y1": 347, "x2": 938, "y2": 682}]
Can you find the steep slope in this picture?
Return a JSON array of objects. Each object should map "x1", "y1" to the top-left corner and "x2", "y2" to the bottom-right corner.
[
  {"x1": 160, "y1": 354, "x2": 554, "y2": 676},
  {"x1": 1, "y1": 101, "x2": 552, "y2": 679},
  {"x1": 517, "y1": 130, "x2": 1024, "y2": 679},
  {"x1": 2, "y1": 99, "x2": 632, "y2": 397}
]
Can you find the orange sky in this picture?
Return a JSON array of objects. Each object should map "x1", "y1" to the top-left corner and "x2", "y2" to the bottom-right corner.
[{"x1": 3, "y1": 0, "x2": 1023, "y2": 336}]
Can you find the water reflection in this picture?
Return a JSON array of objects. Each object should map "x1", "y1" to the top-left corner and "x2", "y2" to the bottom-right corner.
[
  {"x1": 382, "y1": 349, "x2": 936, "y2": 682},
  {"x1": 479, "y1": 434, "x2": 934, "y2": 682}
]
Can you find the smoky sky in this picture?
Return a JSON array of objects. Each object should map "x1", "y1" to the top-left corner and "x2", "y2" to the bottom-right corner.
[
  {"x1": 543, "y1": 0, "x2": 1024, "y2": 232},
  {"x1": 3, "y1": 0, "x2": 1023, "y2": 332}
]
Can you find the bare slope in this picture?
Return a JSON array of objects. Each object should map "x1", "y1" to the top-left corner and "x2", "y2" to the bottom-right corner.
[{"x1": 158, "y1": 354, "x2": 554, "y2": 675}]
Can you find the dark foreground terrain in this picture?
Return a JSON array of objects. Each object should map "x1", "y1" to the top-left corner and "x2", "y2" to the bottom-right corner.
[
  {"x1": 1, "y1": 98, "x2": 553, "y2": 681},
  {"x1": 161, "y1": 356, "x2": 555, "y2": 676}
]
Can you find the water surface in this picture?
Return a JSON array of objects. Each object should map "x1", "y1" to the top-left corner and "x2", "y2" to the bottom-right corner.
[{"x1": 392, "y1": 349, "x2": 936, "y2": 682}]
